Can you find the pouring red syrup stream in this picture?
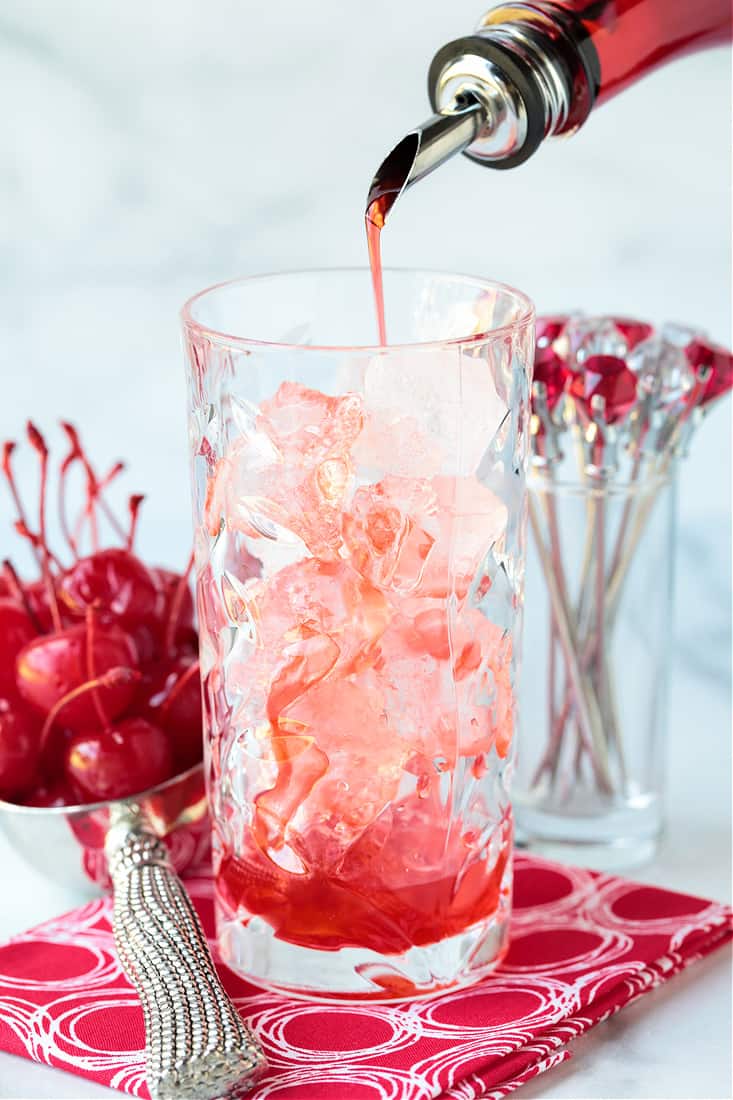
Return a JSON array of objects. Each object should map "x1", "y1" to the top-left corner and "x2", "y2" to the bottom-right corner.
[
  {"x1": 365, "y1": 132, "x2": 420, "y2": 345},
  {"x1": 365, "y1": 201, "x2": 388, "y2": 346},
  {"x1": 224, "y1": 141, "x2": 516, "y2": 968}
]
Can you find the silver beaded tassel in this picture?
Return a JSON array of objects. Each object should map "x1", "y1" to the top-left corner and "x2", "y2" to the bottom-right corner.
[{"x1": 106, "y1": 808, "x2": 266, "y2": 1100}]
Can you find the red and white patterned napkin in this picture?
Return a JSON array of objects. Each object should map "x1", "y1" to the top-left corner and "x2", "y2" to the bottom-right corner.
[{"x1": 0, "y1": 853, "x2": 729, "y2": 1099}]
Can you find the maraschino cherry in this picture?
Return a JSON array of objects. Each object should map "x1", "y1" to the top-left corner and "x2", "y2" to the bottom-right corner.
[
  {"x1": 16, "y1": 618, "x2": 139, "y2": 732},
  {"x1": 23, "y1": 781, "x2": 76, "y2": 807},
  {"x1": 59, "y1": 548, "x2": 161, "y2": 627},
  {"x1": 0, "y1": 697, "x2": 40, "y2": 799},
  {"x1": 143, "y1": 656, "x2": 203, "y2": 771},
  {"x1": 24, "y1": 580, "x2": 57, "y2": 633},
  {"x1": 0, "y1": 421, "x2": 203, "y2": 807},
  {"x1": 154, "y1": 566, "x2": 195, "y2": 636},
  {"x1": 0, "y1": 600, "x2": 36, "y2": 696},
  {"x1": 65, "y1": 717, "x2": 174, "y2": 802}
]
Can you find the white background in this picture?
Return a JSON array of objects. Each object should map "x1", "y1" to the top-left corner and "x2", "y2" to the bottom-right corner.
[{"x1": 0, "y1": 3, "x2": 730, "y2": 1097}]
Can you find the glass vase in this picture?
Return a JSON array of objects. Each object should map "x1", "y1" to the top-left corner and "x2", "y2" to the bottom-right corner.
[
  {"x1": 182, "y1": 268, "x2": 534, "y2": 999},
  {"x1": 516, "y1": 460, "x2": 677, "y2": 868}
]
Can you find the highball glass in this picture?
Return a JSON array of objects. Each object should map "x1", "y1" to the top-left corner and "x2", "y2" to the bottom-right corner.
[{"x1": 182, "y1": 269, "x2": 534, "y2": 999}]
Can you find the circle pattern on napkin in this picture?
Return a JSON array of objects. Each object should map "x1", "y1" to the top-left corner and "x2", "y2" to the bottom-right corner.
[{"x1": 0, "y1": 853, "x2": 729, "y2": 1100}]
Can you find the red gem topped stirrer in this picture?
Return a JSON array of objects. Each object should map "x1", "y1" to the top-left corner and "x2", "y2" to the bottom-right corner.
[{"x1": 525, "y1": 315, "x2": 731, "y2": 821}]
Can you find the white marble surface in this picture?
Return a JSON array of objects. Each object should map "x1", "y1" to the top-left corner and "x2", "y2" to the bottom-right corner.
[{"x1": 0, "y1": 2, "x2": 730, "y2": 1097}]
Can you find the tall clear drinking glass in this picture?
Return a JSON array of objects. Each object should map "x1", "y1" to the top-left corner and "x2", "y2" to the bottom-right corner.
[{"x1": 182, "y1": 269, "x2": 534, "y2": 999}]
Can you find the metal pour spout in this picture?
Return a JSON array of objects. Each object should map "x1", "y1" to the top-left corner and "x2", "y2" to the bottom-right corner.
[
  {"x1": 367, "y1": 11, "x2": 588, "y2": 214},
  {"x1": 366, "y1": 96, "x2": 486, "y2": 227}
]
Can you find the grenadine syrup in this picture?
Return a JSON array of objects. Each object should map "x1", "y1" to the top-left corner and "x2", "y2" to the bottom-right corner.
[
  {"x1": 219, "y1": 806, "x2": 512, "y2": 955},
  {"x1": 365, "y1": 133, "x2": 420, "y2": 344},
  {"x1": 365, "y1": 202, "x2": 388, "y2": 346}
]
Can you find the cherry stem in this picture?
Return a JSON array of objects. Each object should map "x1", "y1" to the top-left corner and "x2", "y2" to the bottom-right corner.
[
  {"x1": 60, "y1": 424, "x2": 87, "y2": 552},
  {"x1": 1, "y1": 558, "x2": 42, "y2": 631},
  {"x1": 164, "y1": 551, "x2": 196, "y2": 657},
  {"x1": 84, "y1": 605, "x2": 111, "y2": 731},
  {"x1": 96, "y1": 462, "x2": 128, "y2": 543},
  {"x1": 159, "y1": 659, "x2": 200, "y2": 718},
  {"x1": 1, "y1": 441, "x2": 42, "y2": 568},
  {"x1": 70, "y1": 461, "x2": 128, "y2": 550},
  {"x1": 100, "y1": 461, "x2": 125, "y2": 487},
  {"x1": 86, "y1": 468, "x2": 99, "y2": 553},
  {"x1": 61, "y1": 423, "x2": 128, "y2": 554},
  {"x1": 27, "y1": 423, "x2": 62, "y2": 632},
  {"x1": 58, "y1": 451, "x2": 80, "y2": 560},
  {"x1": 13, "y1": 521, "x2": 65, "y2": 572},
  {"x1": 126, "y1": 494, "x2": 145, "y2": 551},
  {"x1": 39, "y1": 666, "x2": 141, "y2": 756}
]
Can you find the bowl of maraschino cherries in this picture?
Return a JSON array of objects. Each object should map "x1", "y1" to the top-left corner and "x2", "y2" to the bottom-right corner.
[{"x1": 0, "y1": 422, "x2": 202, "y2": 808}]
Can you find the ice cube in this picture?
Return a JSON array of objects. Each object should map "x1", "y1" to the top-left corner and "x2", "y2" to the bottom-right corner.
[
  {"x1": 342, "y1": 476, "x2": 438, "y2": 594},
  {"x1": 221, "y1": 559, "x2": 394, "y2": 867},
  {"x1": 204, "y1": 383, "x2": 364, "y2": 558},
  {"x1": 273, "y1": 676, "x2": 407, "y2": 868},
  {"x1": 252, "y1": 733, "x2": 330, "y2": 855},
  {"x1": 359, "y1": 348, "x2": 508, "y2": 479},
  {"x1": 224, "y1": 558, "x2": 391, "y2": 739},
  {"x1": 418, "y1": 476, "x2": 508, "y2": 599},
  {"x1": 374, "y1": 599, "x2": 512, "y2": 762},
  {"x1": 259, "y1": 382, "x2": 363, "y2": 461},
  {"x1": 371, "y1": 607, "x2": 450, "y2": 761},
  {"x1": 351, "y1": 412, "x2": 443, "y2": 479},
  {"x1": 344, "y1": 473, "x2": 507, "y2": 602},
  {"x1": 257, "y1": 558, "x2": 391, "y2": 671}
]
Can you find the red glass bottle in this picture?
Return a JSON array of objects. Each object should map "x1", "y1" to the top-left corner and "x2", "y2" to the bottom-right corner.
[
  {"x1": 547, "y1": 0, "x2": 732, "y2": 103},
  {"x1": 426, "y1": 0, "x2": 732, "y2": 168}
]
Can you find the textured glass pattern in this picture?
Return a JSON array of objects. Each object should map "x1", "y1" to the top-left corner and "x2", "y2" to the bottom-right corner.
[{"x1": 183, "y1": 270, "x2": 534, "y2": 998}]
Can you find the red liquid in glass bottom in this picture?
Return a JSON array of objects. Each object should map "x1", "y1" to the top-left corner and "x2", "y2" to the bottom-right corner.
[{"x1": 218, "y1": 804, "x2": 512, "y2": 955}]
